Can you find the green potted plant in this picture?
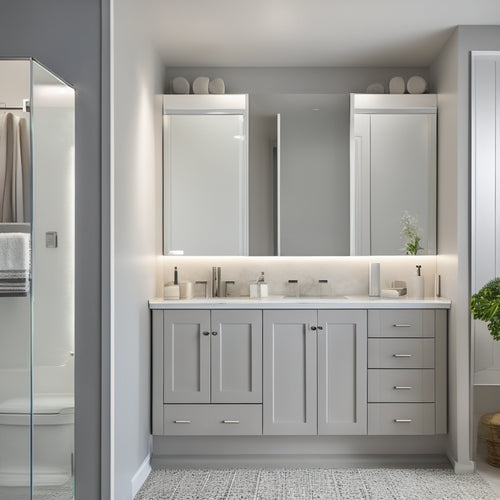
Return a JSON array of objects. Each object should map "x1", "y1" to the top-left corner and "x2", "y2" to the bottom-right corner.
[
  {"x1": 470, "y1": 277, "x2": 500, "y2": 341},
  {"x1": 400, "y1": 211, "x2": 423, "y2": 255}
]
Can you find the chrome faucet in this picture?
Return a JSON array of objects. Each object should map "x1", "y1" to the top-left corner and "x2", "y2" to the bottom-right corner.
[{"x1": 212, "y1": 266, "x2": 221, "y2": 297}]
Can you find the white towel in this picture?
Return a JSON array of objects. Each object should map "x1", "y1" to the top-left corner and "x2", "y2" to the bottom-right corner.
[{"x1": 0, "y1": 232, "x2": 30, "y2": 271}]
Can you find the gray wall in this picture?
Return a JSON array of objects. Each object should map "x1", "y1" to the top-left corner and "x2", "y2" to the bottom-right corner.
[{"x1": 0, "y1": 2, "x2": 103, "y2": 498}]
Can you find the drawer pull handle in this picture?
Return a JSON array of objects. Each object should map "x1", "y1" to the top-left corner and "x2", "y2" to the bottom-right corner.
[
  {"x1": 222, "y1": 420, "x2": 240, "y2": 424},
  {"x1": 394, "y1": 419, "x2": 412, "y2": 423},
  {"x1": 394, "y1": 386, "x2": 412, "y2": 390},
  {"x1": 393, "y1": 324, "x2": 411, "y2": 327},
  {"x1": 393, "y1": 354, "x2": 412, "y2": 358},
  {"x1": 174, "y1": 420, "x2": 191, "y2": 424}
]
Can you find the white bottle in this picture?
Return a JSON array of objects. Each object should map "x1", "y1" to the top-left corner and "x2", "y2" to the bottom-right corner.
[
  {"x1": 257, "y1": 271, "x2": 268, "y2": 298},
  {"x1": 412, "y1": 265, "x2": 425, "y2": 299}
]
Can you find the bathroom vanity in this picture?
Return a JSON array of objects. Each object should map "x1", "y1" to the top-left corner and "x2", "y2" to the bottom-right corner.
[{"x1": 150, "y1": 298, "x2": 449, "y2": 440}]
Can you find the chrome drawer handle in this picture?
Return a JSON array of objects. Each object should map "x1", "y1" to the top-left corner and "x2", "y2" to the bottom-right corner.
[
  {"x1": 394, "y1": 419, "x2": 412, "y2": 423},
  {"x1": 393, "y1": 354, "x2": 412, "y2": 357},
  {"x1": 174, "y1": 420, "x2": 191, "y2": 424},
  {"x1": 222, "y1": 420, "x2": 240, "y2": 424},
  {"x1": 394, "y1": 386, "x2": 412, "y2": 390},
  {"x1": 393, "y1": 324, "x2": 411, "y2": 327}
]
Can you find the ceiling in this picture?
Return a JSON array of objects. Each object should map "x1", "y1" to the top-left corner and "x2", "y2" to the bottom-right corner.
[{"x1": 143, "y1": 0, "x2": 500, "y2": 67}]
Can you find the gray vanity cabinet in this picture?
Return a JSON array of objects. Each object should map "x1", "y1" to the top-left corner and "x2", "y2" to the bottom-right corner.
[
  {"x1": 152, "y1": 309, "x2": 263, "y2": 435},
  {"x1": 263, "y1": 310, "x2": 318, "y2": 435},
  {"x1": 317, "y1": 310, "x2": 367, "y2": 435},
  {"x1": 211, "y1": 309, "x2": 262, "y2": 403},
  {"x1": 162, "y1": 310, "x2": 211, "y2": 404},
  {"x1": 263, "y1": 309, "x2": 367, "y2": 435}
]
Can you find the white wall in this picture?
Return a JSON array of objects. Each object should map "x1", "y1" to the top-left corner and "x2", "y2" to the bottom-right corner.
[{"x1": 111, "y1": 1, "x2": 164, "y2": 498}]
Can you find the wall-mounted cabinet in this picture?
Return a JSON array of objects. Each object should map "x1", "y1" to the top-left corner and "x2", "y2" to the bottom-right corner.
[
  {"x1": 162, "y1": 95, "x2": 249, "y2": 256},
  {"x1": 350, "y1": 94, "x2": 437, "y2": 256},
  {"x1": 152, "y1": 305, "x2": 445, "y2": 438},
  {"x1": 471, "y1": 52, "x2": 500, "y2": 385}
]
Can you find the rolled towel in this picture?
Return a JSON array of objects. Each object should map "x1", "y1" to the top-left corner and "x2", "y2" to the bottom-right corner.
[
  {"x1": 389, "y1": 76, "x2": 405, "y2": 94},
  {"x1": 366, "y1": 83, "x2": 385, "y2": 94},
  {"x1": 172, "y1": 77, "x2": 190, "y2": 94},
  {"x1": 192, "y1": 76, "x2": 209, "y2": 94},
  {"x1": 407, "y1": 75, "x2": 427, "y2": 94},
  {"x1": 208, "y1": 78, "x2": 225, "y2": 94},
  {"x1": 0, "y1": 233, "x2": 30, "y2": 271}
]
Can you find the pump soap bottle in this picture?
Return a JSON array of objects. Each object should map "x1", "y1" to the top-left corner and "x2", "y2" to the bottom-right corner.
[
  {"x1": 412, "y1": 265, "x2": 425, "y2": 300},
  {"x1": 164, "y1": 266, "x2": 180, "y2": 300}
]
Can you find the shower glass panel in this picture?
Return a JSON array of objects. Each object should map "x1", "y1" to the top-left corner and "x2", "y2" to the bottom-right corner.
[
  {"x1": 0, "y1": 59, "x2": 74, "y2": 500},
  {"x1": 31, "y1": 62, "x2": 75, "y2": 499}
]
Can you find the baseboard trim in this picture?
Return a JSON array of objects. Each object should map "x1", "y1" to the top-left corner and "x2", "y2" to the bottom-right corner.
[
  {"x1": 447, "y1": 452, "x2": 475, "y2": 474},
  {"x1": 152, "y1": 453, "x2": 451, "y2": 470},
  {"x1": 131, "y1": 454, "x2": 151, "y2": 498}
]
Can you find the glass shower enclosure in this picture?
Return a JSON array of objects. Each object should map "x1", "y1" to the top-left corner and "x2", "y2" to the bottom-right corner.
[{"x1": 0, "y1": 59, "x2": 75, "y2": 500}]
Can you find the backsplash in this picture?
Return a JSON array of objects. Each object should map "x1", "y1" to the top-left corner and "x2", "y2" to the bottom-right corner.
[{"x1": 158, "y1": 255, "x2": 438, "y2": 299}]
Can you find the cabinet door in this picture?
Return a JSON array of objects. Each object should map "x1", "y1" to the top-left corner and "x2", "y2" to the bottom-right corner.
[
  {"x1": 211, "y1": 310, "x2": 262, "y2": 403},
  {"x1": 263, "y1": 310, "x2": 317, "y2": 435},
  {"x1": 163, "y1": 310, "x2": 211, "y2": 403},
  {"x1": 317, "y1": 310, "x2": 367, "y2": 435}
]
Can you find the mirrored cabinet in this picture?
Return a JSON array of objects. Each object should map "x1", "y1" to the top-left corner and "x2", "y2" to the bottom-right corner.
[
  {"x1": 162, "y1": 95, "x2": 249, "y2": 256},
  {"x1": 350, "y1": 94, "x2": 437, "y2": 256},
  {"x1": 162, "y1": 93, "x2": 437, "y2": 257}
]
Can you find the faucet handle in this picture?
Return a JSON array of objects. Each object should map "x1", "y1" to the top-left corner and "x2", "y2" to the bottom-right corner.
[
  {"x1": 224, "y1": 280, "x2": 235, "y2": 297},
  {"x1": 195, "y1": 280, "x2": 208, "y2": 298}
]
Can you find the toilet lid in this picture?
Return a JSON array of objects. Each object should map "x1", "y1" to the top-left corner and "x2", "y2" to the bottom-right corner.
[{"x1": 0, "y1": 394, "x2": 74, "y2": 415}]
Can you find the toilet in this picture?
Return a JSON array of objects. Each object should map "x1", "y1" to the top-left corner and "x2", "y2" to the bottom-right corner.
[{"x1": 0, "y1": 393, "x2": 74, "y2": 487}]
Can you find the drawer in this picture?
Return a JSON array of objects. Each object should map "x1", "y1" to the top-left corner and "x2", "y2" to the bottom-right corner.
[
  {"x1": 163, "y1": 404, "x2": 262, "y2": 436},
  {"x1": 368, "y1": 369, "x2": 435, "y2": 403},
  {"x1": 368, "y1": 310, "x2": 435, "y2": 338},
  {"x1": 368, "y1": 338, "x2": 434, "y2": 368},
  {"x1": 368, "y1": 403, "x2": 435, "y2": 435}
]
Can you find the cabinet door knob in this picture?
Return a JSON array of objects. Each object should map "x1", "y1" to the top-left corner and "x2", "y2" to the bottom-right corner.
[
  {"x1": 211, "y1": 331, "x2": 218, "y2": 336},
  {"x1": 202, "y1": 331, "x2": 210, "y2": 336},
  {"x1": 317, "y1": 326, "x2": 323, "y2": 330},
  {"x1": 310, "y1": 326, "x2": 317, "y2": 331}
]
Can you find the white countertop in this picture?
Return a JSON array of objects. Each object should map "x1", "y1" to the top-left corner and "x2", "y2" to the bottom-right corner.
[{"x1": 149, "y1": 295, "x2": 451, "y2": 310}]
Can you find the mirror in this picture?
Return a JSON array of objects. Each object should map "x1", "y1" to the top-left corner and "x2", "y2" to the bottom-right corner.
[
  {"x1": 163, "y1": 93, "x2": 437, "y2": 256},
  {"x1": 350, "y1": 94, "x2": 437, "y2": 255},
  {"x1": 249, "y1": 94, "x2": 350, "y2": 256},
  {"x1": 163, "y1": 95, "x2": 249, "y2": 256}
]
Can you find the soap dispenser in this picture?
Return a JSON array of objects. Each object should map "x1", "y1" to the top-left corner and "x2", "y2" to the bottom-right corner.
[
  {"x1": 258, "y1": 271, "x2": 268, "y2": 298},
  {"x1": 412, "y1": 265, "x2": 425, "y2": 299},
  {"x1": 164, "y1": 266, "x2": 180, "y2": 300}
]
